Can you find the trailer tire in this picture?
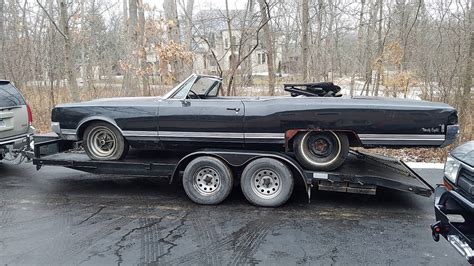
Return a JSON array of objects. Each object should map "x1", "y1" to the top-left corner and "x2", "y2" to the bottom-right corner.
[
  {"x1": 183, "y1": 156, "x2": 233, "y2": 205},
  {"x1": 241, "y1": 158, "x2": 293, "y2": 207},
  {"x1": 294, "y1": 131, "x2": 349, "y2": 171}
]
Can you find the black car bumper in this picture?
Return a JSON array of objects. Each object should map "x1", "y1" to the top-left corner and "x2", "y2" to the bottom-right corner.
[
  {"x1": 440, "y1": 124, "x2": 460, "y2": 147},
  {"x1": 432, "y1": 186, "x2": 474, "y2": 264}
]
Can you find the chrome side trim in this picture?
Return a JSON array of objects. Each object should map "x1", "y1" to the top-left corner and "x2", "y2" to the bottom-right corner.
[
  {"x1": 61, "y1": 129, "x2": 76, "y2": 135},
  {"x1": 244, "y1": 133, "x2": 285, "y2": 139},
  {"x1": 120, "y1": 131, "x2": 285, "y2": 140},
  {"x1": 122, "y1": 131, "x2": 157, "y2": 137},
  {"x1": 358, "y1": 134, "x2": 445, "y2": 141},
  {"x1": 159, "y1": 131, "x2": 244, "y2": 139}
]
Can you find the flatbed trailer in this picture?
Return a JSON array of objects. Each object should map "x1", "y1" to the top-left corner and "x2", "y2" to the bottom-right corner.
[{"x1": 32, "y1": 136, "x2": 434, "y2": 207}]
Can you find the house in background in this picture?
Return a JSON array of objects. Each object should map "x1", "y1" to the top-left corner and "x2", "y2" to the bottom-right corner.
[{"x1": 191, "y1": 9, "x2": 283, "y2": 77}]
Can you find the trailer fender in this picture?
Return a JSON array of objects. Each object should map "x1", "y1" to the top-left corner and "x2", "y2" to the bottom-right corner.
[{"x1": 170, "y1": 150, "x2": 309, "y2": 197}]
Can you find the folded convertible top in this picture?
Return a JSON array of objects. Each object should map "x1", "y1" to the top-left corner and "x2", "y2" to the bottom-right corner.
[{"x1": 284, "y1": 82, "x2": 342, "y2": 97}]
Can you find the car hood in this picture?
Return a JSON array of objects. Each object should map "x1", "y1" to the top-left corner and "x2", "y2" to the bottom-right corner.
[{"x1": 451, "y1": 141, "x2": 474, "y2": 167}]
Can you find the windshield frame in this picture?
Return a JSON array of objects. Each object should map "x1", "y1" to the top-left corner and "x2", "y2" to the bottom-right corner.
[
  {"x1": 163, "y1": 74, "x2": 223, "y2": 100},
  {"x1": 162, "y1": 74, "x2": 197, "y2": 100}
]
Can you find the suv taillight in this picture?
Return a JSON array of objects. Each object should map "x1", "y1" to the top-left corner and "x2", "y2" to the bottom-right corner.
[{"x1": 26, "y1": 104, "x2": 33, "y2": 125}]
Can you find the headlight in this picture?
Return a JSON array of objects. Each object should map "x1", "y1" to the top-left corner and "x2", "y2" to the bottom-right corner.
[{"x1": 444, "y1": 155, "x2": 461, "y2": 183}]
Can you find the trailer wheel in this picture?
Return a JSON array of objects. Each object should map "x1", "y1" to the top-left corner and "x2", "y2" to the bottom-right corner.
[
  {"x1": 241, "y1": 158, "x2": 293, "y2": 207},
  {"x1": 83, "y1": 122, "x2": 128, "y2": 160},
  {"x1": 183, "y1": 156, "x2": 233, "y2": 205},
  {"x1": 294, "y1": 131, "x2": 349, "y2": 171}
]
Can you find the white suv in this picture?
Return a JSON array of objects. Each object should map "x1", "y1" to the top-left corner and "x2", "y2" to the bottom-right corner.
[{"x1": 0, "y1": 80, "x2": 35, "y2": 160}]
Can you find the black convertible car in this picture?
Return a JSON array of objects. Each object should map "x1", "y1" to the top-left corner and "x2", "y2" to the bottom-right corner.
[{"x1": 51, "y1": 74, "x2": 459, "y2": 170}]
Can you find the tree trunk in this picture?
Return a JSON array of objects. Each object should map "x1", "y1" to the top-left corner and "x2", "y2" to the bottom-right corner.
[
  {"x1": 0, "y1": 0, "x2": 4, "y2": 77},
  {"x1": 241, "y1": 0, "x2": 254, "y2": 86},
  {"x1": 185, "y1": 0, "x2": 194, "y2": 50},
  {"x1": 258, "y1": 0, "x2": 275, "y2": 95},
  {"x1": 363, "y1": 0, "x2": 377, "y2": 96},
  {"x1": 374, "y1": 0, "x2": 383, "y2": 96},
  {"x1": 58, "y1": 0, "x2": 79, "y2": 101},
  {"x1": 461, "y1": 0, "x2": 473, "y2": 141},
  {"x1": 163, "y1": 0, "x2": 182, "y2": 84},
  {"x1": 123, "y1": 0, "x2": 128, "y2": 29},
  {"x1": 123, "y1": 0, "x2": 138, "y2": 93},
  {"x1": 314, "y1": 0, "x2": 324, "y2": 81},
  {"x1": 356, "y1": 0, "x2": 366, "y2": 66},
  {"x1": 225, "y1": 0, "x2": 237, "y2": 96},
  {"x1": 301, "y1": 0, "x2": 309, "y2": 82},
  {"x1": 129, "y1": 0, "x2": 137, "y2": 39},
  {"x1": 184, "y1": 0, "x2": 194, "y2": 76},
  {"x1": 138, "y1": 0, "x2": 148, "y2": 95}
]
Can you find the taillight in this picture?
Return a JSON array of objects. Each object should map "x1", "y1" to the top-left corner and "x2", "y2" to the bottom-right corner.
[{"x1": 26, "y1": 104, "x2": 33, "y2": 125}]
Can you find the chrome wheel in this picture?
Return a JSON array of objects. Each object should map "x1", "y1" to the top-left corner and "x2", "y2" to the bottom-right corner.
[
  {"x1": 87, "y1": 126, "x2": 117, "y2": 158},
  {"x1": 193, "y1": 167, "x2": 221, "y2": 195},
  {"x1": 250, "y1": 169, "x2": 281, "y2": 199}
]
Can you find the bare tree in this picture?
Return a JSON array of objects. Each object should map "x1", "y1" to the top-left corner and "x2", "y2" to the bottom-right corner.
[
  {"x1": 301, "y1": 0, "x2": 309, "y2": 82},
  {"x1": 461, "y1": 0, "x2": 473, "y2": 141},
  {"x1": 163, "y1": 0, "x2": 183, "y2": 83},
  {"x1": 58, "y1": 0, "x2": 79, "y2": 101},
  {"x1": 0, "y1": 0, "x2": 4, "y2": 77},
  {"x1": 258, "y1": 0, "x2": 275, "y2": 95}
]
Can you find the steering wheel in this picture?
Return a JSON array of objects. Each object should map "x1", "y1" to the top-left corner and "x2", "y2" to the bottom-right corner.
[{"x1": 187, "y1": 90, "x2": 201, "y2": 99}]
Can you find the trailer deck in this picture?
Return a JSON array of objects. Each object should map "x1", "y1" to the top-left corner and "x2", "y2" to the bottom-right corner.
[{"x1": 32, "y1": 137, "x2": 434, "y2": 202}]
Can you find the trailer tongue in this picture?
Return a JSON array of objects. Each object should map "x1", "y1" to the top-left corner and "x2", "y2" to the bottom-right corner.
[{"x1": 32, "y1": 136, "x2": 433, "y2": 207}]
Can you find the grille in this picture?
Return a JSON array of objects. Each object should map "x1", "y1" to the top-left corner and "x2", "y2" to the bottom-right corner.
[
  {"x1": 458, "y1": 167, "x2": 474, "y2": 196},
  {"x1": 460, "y1": 167, "x2": 474, "y2": 181}
]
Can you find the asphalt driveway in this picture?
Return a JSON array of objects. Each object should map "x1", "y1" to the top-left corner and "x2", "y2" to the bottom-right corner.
[{"x1": 0, "y1": 160, "x2": 467, "y2": 265}]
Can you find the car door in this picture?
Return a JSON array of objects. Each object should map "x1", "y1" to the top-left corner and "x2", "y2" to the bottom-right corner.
[
  {"x1": 0, "y1": 82, "x2": 29, "y2": 141},
  {"x1": 157, "y1": 98, "x2": 245, "y2": 150}
]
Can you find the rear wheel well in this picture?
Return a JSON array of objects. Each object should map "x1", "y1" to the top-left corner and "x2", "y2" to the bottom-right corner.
[
  {"x1": 286, "y1": 130, "x2": 361, "y2": 151},
  {"x1": 77, "y1": 120, "x2": 121, "y2": 140}
]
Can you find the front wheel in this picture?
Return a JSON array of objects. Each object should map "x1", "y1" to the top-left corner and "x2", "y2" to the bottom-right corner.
[
  {"x1": 293, "y1": 131, "x2": 349, "y2": 171},
  {"x1": 83, "y1": 122, "x2": 128, "y2": 160}
]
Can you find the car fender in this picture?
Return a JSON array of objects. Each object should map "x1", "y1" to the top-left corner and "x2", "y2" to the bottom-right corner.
[{"x1": 76, "y1": 116, "x2": 122, "y2": 140}]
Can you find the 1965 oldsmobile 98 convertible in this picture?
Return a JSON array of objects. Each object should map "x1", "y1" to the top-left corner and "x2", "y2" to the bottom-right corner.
[{"x1": 51, "y1": 74, "x2": 459, "y2": 170}]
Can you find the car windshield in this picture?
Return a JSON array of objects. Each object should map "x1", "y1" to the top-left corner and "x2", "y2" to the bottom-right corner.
[
  {"x1": 0, "y1": 82, "x2": 25, "y2": 108},
  {"x1": 164, "y1": 75, "x2": 221, "y2": 100}
]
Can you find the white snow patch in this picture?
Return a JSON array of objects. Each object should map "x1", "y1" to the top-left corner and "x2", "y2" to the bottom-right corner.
[{"x1": 406, "y1": 162, "x2": 445, "y2": 169}]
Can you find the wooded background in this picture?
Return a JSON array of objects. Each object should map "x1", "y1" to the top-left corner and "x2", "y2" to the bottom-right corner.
[{"x1": 0, "y1": 0, "x2": 472, "y2": 143}]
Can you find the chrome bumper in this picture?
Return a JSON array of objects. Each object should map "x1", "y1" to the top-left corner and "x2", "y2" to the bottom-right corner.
[{"x1": 51, "y1": 122, "x2": 77, "y2": 141}]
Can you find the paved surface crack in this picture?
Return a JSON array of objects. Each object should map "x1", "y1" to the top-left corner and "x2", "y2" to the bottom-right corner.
[
  {"x1": 78, "y1": 206, "x2": 106, "y2": 225},
  {"x1": 114, "y1": 218, "x2": 164, "y2": 266},
  {"x1": 155, "y1": 211, "x2": 190, "y2": 262}
]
